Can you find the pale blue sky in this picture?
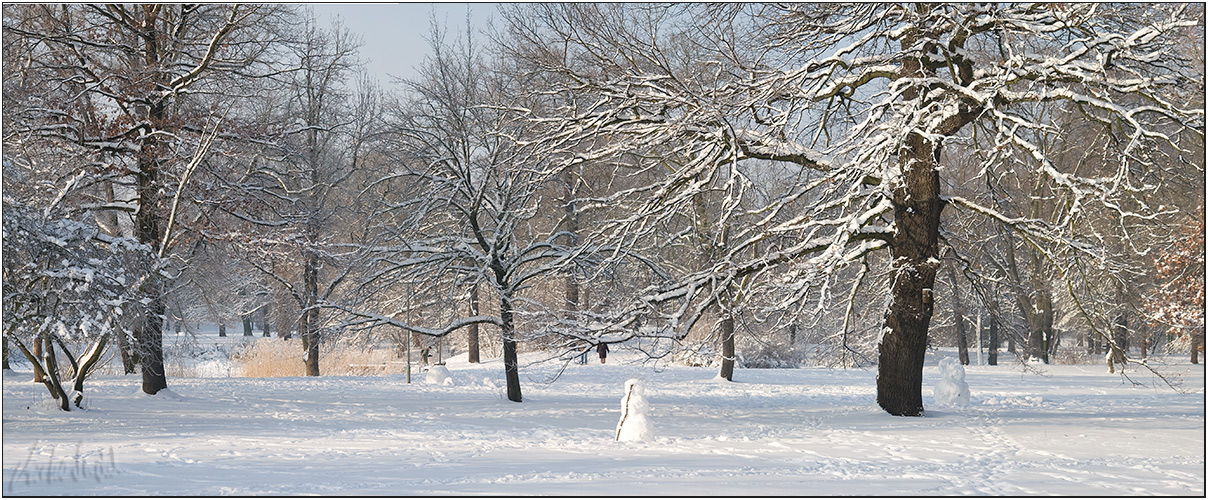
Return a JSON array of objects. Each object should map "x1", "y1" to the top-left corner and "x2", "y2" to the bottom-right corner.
[{"x1": 306, "y1": 3, "x2": 496, "y2": 84}]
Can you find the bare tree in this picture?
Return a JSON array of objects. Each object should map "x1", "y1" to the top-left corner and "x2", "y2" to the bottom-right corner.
[
  {"x1": 210, "y1": 12, "x2": 377, "y2": 376},
  {"x1": 504, "y1": 3, "x2": 1203, "y2": 415},
  {"x1": 3, "y1": 3, "x2": 289, "y2": 394},
  {"x1": 338, "y1": 16, "x2": 615, "y2": 402}
]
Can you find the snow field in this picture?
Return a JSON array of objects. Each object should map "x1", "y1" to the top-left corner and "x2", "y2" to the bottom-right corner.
[{"x1": 3, "y1": 351, "x2": 1203, "y2": 496}]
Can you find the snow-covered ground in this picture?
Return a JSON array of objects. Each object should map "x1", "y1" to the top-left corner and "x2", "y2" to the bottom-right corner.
[{"x1": 3, "y1": 350, "x2": 1203, "y2": 496}]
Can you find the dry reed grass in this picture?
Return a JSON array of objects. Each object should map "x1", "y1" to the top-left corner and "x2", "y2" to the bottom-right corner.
[{"x1": 232, "y1": 338, "x2": 414, "y2": 377}]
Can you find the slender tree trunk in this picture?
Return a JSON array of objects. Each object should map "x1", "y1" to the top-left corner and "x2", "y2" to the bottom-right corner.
[
  {"x1": 32, "y1": 333, "x2": 44, "y2": 382},
  {"x1": 42, "y1": 336, "x2": 70, "y2": 411},
  {"x1": 563, "y1": 177, "x2": 581, "y2": 315},
  {"x1": 949, "y1": 267, "x2": 970, "y2": 365},
  {"x1": 1108, "y1": 313, "x2": 1128, "y2": 373},
  {"x1": 500, "y1": 293, "x2": 522, "y2": 403},
  {"x1": 262, "y1": 304, "x2": 271, "y2": 337},
  {"x1": 2, "y1": 335, "x2": 10, "y2": 370},
  {"x1": 987, "y1": 313, "x2": 998, "y2": 366},
  {"x1": 1027, "y1": 291, "x2": 1054, "y2": 364},
  {"x1": 718, "y1": 314, "x2": 736, "y2": 381},
  {"x1": 302, "y1": 252, "x2": 321, "y2": 377},
  {"x1": 876, "y1": 129, "x2": 943, "y2": 417},
  {"x1": 117, "y1": 330, "x2": 136, "y2": 373},
  {"x1": 467, "y1": 284, "x2": 480, "y2": 364}
]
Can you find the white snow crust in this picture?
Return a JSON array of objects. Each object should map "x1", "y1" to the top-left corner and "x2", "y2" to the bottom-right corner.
[{"x1": 2, "y1": 350, "x2": 1203, "y2": 496}]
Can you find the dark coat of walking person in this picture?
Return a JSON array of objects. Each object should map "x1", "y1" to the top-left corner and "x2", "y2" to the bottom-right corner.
[{"x1": 597, "y1": 343, "x2": 609, "y2": 364}]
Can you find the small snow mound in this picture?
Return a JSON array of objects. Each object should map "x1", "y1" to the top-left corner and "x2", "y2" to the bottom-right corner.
[
  {"x1": 934, "y1": 358, "x2": 970, "y2": 406},
  {"x1": 616, "y1": 379, "x2": 653, "y2": 442},
  {"x1": 425, "y1": 365, "x2": 453, "y2": 386},
  {"x1": 983, "y1": 395, "x2": 1043, "y2": 406},
  {"x1": 135, "y1": 388, "x2": 185, "y2": 400}
]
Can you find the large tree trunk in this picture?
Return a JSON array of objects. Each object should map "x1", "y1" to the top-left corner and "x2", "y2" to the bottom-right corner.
[
  {"x1": 1192, "y1": 331, "x2": 1201, "y2": 364},
  {"x1": 137, "y1": 297, "x2": 168, "y2": 395},
  {"x1": 718, "y1": 314, "x2": 736, "y2": 381},
  {"x1": 876, "y1": 129, "x2": 943, "y2": 417},
  {"x1": 500, "y1": 294, "x2": 522, "y2": 403},
  {"x1": 133, "y1": 35, "x2": 169, "y2": 394},
  {"x1": 467, "y1": 284, "x2": 480, "y2": 364},
  {"x1": 218, "y1": 321, "x2": 227, "y2": 337},
  {"x1": 242, "y1": 314, "x2": 254, "y2": 336}
]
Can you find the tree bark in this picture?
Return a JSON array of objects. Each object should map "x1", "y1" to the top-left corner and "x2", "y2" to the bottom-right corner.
[
  {"x1": 949, "y1": 266, "x2": 970, "y2": 365},
  {"x1": 987, "y1": 313, "x2": 998, "y2": 366},
  {"x1": 718, "y1": 314, "x2": 736, "y2": 381},
  {"x1": 876, "y1": 128, "x2": 943, "y2": 417},
  {"x1": 500, "y1": 294, "x2": 522, "y2": 402},
  {"x1": 1027, "y1": 291, "x2": 1054, "y2": 364},
  {"x1": 302, "y1": 248, "x2": 321, "y2": 376},
  {"x1": 133, "y1": 28, "x2": 168, "y2": 395},
  {"x1": 31, "y1": 333, "x2": 44, "y2": 383},
  {"x1": 262, "y1": 304, "x2": 271, "y2": 337},
  {"x1": 242, "y1": 314, "x2": 254, "y2": 336},
  {"x1": 137, "y1": 297, "x2": 168, "y2": 394},
  {"x1": 218, "y1": 321, "x2": 227, "y2": 337},
  {"x1": 1192, "y1": 332, "x2": 1201, "y2": 364},
  {"x1": 467, "y1": 284, "x2": 480, "y2": 364},
  {"x1": 1107, "y1": 313, "x2": 1128, "y2": 373}
]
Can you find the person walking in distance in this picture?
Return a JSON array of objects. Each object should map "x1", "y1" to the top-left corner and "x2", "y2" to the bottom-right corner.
[{"x1": 597, "y1": 342, "x2": 609, "y2": 364}]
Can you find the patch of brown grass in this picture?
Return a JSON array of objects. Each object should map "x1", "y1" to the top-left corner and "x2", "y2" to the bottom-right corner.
[{"x1": 232, "y1": 338, "x2": 413, "y2": 377}]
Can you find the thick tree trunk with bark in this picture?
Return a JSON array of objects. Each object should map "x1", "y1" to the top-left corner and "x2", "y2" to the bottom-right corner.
[
  {"x1": 243, "y1": 314, "x2": 254, "y2": 336},
  {"x1": 137, "y1": 297, "x2": 168, "y2": 394},
  {"x1": 134, "y1": 193, "x2": 168, "y2": 394},
  {"x1": 218, "y1": 322, "x2": 227, "y2": 337},
  {"x1": 1192, "y1": 332, "x2": 1201, "y2": 364},
  {"x1": 467, "y1": 285, "x2": 480, "y2": 363},
  {"x1": 876, "y1": 130, "x2": 943, "y2": 417},
  {"x1": 718, "y1": 314, "x2": 736, "y2": 381},
  {"x1": 500, "y1": 294, "x2": 522, "y2": 402}
]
